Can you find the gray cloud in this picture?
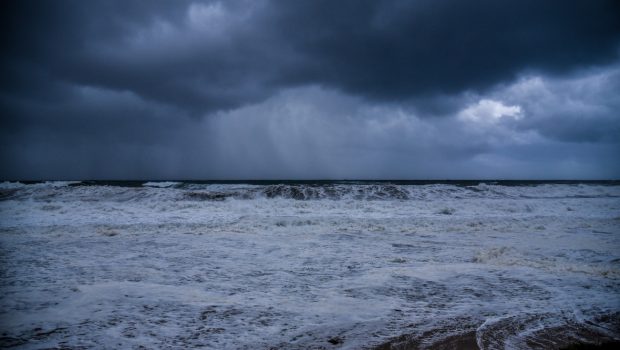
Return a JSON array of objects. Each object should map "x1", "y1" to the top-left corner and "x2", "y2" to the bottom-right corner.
[
  {"x1": 201, "y1": 77, "x2": 620, "y2": 179},
  {"x1": 1, "y1": 0, "x2": 619, "y2": 179},
  {"x1": 497, "y1": 68, "x2": 620, "y2": 143}
]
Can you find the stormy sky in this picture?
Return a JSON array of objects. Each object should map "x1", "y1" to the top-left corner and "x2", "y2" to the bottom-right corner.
[{"x1": 1, "y1": 0, "x2": 619, "y2": 180}]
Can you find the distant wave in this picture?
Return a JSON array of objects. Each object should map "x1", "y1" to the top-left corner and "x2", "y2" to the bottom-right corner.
[
  {"x1": 180, "y1": 183, "x2": 620, "y2": 201},
  {"x1": 1, "y1": 181, "x2": 619, "y2": 201},
  {"x1": 142, "y1": 181, "x2": 182, "y2": 188}
]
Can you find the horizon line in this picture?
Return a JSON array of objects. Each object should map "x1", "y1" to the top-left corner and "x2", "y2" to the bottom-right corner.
[{"x1": 4, "y1": 179, "x2": 619, "y2": 183}]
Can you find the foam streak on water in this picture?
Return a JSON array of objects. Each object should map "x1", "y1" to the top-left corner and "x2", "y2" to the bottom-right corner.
[{"x1": 0, "y1": 181, "x2": 619, "y2": 349}]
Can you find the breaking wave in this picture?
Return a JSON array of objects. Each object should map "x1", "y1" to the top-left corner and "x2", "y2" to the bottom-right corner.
[{"x1": 1, "y1": 180, "x2": 619, "y2": 202}]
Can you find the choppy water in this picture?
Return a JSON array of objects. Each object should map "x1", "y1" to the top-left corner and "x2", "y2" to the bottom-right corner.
[{"x1": 0, "y1": 181, "x2": 619, "y2": 349}]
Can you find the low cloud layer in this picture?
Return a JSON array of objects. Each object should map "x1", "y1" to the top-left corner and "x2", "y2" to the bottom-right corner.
[{"x1": 1, "y1": 0, "x2": 619, "y2": 179}]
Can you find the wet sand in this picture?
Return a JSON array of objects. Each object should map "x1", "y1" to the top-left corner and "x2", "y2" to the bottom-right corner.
[
  {"x1": 373, "y1": 319, "x2": 620, "y2": 349},
  {"x1": 375, "y1": 334, "x2": 619, "y2": 350},
  {"x1": 374, "y1": 331, "x2": 479, "y2": 349}
]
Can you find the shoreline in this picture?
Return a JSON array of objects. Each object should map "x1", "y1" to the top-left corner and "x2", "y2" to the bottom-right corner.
[
  {"x1": 374, "y1": 334, "x2": 620, "y2": 350},
  {"x1": 372, "y1": 319, "x2": 620, "y2": 350}
]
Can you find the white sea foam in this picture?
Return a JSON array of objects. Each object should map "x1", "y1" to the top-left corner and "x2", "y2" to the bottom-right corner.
[
  {"x1": 0, "y1": 183, "x2": 618, "y2": 349},
  {"x1": 142, "y1": 181, "x2": 182, "y2": 188}
]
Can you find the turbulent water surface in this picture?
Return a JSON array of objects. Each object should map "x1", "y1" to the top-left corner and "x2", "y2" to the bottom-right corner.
[{"x1": 0, "y1": 181, "x2": 619, "y2": 349}]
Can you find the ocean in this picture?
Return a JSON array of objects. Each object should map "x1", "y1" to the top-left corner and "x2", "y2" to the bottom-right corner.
[{"x1": 0, "y1": 181, "x2": 619, "y2": 349}]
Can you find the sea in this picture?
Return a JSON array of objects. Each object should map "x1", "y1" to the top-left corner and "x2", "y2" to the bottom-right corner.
[{"x1": 0, "y1": 180, "x2": 619, "y2": 349}]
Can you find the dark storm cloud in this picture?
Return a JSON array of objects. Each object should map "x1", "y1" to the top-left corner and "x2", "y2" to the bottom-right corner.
[
  {"x1": 2, "y1": 0, "x2": 620, "y2": 114},
  {"x1": 1, "y1": 0, "x2": 619, "y2": 179},
  {"x1": 269, "y1": 0, "x2": 620, "y2": 99}
]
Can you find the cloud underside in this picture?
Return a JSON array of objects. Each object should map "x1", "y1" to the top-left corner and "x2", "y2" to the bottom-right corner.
[{"x1": 1, "y1": 0, "x2": 619, "y2": 179}]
